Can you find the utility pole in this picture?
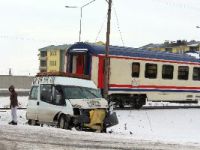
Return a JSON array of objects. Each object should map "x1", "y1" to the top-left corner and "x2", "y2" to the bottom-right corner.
[{"x1": 103, "y1": 0, "x2": 112, "y2": 99}]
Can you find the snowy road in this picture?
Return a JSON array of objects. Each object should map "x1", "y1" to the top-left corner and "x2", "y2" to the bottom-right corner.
[{"x1": 0, "y1": 125, "x2": 200, "y2": 150}]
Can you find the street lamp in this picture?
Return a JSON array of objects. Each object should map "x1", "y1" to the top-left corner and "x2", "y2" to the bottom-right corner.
[{"x1": 65, "y1": 0, "x2": 96, "y2": 42}]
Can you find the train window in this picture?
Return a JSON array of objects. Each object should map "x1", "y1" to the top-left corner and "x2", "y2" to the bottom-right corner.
[
  {"x1": 145, "y1": 63, "x2": 157, "y2": 79},
  {"x1": 132, "y1": 63, "x2": 140, "y2": 77},
  {"x1": 178, "y1": 66, "x2": 189, "y2": 80},
  {"x1": 162, "y1": 65, "x2": 174, "y2": 79},
  {"x1": 193, "y1": 67, "x2": 200, "y2": 81}
]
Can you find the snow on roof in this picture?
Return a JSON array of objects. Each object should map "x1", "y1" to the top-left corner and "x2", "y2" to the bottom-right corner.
[
  {"x1": 188, "y1": 44, "x2": 200, "y2": 47},
  {"x1": 185, "y1": 53, "x2": 200, "y2": 59}
]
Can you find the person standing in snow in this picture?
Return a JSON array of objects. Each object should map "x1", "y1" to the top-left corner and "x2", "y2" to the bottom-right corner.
[{"x1": 8, "y1": 85, "x2": 18, "y2": 125}]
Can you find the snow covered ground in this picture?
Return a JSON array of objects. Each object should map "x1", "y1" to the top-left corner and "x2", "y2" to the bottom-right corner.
[
  {"x1": 0, "y1": 96, "x2": 27, "y2": 108},
  {"x1": 1, "y1": 96, "x2": 200, "y2": 149},
  {"x1": 109, "y1": 109, "x2": 200, "y2": 144},
  {"x1": 1, "y1": 124, "x2": 199, "y2": 150}
]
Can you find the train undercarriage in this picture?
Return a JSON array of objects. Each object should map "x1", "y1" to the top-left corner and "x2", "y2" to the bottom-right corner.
[{"x1": 109, "y1": 94, "x2": 147, "y2": 109}]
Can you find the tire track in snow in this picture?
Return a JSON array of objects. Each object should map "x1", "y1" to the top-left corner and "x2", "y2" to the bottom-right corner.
[{"x1": 0, "y1": 125, "x2": 200, "y2": 150}]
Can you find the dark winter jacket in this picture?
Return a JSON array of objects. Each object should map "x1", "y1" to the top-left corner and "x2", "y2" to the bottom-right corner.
[{"x1": 10, "y1": 91, "x2": 18, "y2": 107}]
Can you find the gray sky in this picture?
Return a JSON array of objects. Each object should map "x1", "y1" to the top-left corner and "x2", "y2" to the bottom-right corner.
[{"x1": 0, "y1": 0, "x2": 200, "y2": 75}]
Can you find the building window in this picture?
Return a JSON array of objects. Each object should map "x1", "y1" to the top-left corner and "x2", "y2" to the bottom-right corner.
[
  {"x1": 178, "y1": 66, "x2": 189, "y2": 80},
  {"x1": 50, "y1": 51, "x2": 57, "y2": 56},
  {"x1": 132, "y1": 62, "x2": 140, "y2": 77},
  {"x1": 145, "y1": 63, "x2": 157, "y2": 79},
  {"x1": 50, "y1": 61, "x2": 56, "y2": 66},
  {"x1": 193, "y1": 67, "x2": 200, "y2": 81},
  {"x1": 165, "y1": 48, "x2": 172, "y2": 53},
  {"x1": 40, "y1": 60, "x2": 47, "y2": 67},
  {"x1": 162, "y1": 65, "x2": 174, "y2": 79},
  {"x1": 41, "y1": 51, "x2": 47, "y2": 57}
]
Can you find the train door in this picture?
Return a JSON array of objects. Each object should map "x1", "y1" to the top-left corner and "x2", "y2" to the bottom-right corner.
[
  {"x1": 76, "y1": 55, "x2": 84, "y2": 75},
  {"x1": 67, "y1": 52, "x2": 91, "y2": 76}
]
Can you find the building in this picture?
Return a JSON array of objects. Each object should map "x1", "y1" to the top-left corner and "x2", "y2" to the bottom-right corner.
[
  {"x1": 38, "y1": 44, "x2": 70, "y2": 73},
  {"x1": 187, "y1": 40, "x2": 200, "y2": 51},
  {"x1": 141, "y1": 40, "x2": 200, "y2": 54}
]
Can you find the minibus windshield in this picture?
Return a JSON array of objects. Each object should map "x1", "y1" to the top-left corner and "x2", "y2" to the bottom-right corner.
[{"x1": 62, "y1": 86, "x2": 102, "y2": 99}]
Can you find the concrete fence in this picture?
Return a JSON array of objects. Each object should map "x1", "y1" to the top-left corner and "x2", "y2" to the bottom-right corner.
[{"x1": 0, "y1": 75, "x2": 33, "y2": 96}]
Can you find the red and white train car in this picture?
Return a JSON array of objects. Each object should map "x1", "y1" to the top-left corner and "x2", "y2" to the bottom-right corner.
[{"x1": 66, "y1": 42, "x2": 200, "y2": 109}]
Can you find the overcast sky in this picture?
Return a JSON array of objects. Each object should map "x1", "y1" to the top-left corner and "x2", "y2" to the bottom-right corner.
[{"x1": 0, "y1": 0, "x2": 200, "y2": 75}]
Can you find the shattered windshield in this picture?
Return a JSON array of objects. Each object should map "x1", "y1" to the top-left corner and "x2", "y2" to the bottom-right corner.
[{"x1": 62, "y1": 86, "x2": 102, "y2": 99}]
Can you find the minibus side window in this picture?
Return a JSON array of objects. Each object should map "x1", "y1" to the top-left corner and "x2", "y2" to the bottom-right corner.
[
  {"x1": 52, "y1": 86, "x2": 65, "y2": 106},
  {"x1": 29, "y1": 86, "x2": 38, "y2": 100},
  {"x1": 40, "y1": 85, "x2": 53, "y2": 103}
]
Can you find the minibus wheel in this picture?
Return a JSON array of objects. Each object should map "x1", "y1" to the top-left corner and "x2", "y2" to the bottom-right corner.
[{"x1": 58, "y1": 115, "x2": 70, "y2": 129}]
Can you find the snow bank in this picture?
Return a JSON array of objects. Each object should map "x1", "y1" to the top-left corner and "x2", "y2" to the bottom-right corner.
[{"x1": 108, "y1": 109, "x2": 200, "y2": 145}]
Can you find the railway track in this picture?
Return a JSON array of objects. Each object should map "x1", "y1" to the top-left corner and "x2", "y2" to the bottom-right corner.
[
  {"x1": 114, "y1": 105, "x2": 200, "y2": 110},
  {"x1": 0, "y1": 107, "x2": 27, "y2": 110},
  {"x1": 1, "y1": 105, "x2": 200, "y2": 111}
]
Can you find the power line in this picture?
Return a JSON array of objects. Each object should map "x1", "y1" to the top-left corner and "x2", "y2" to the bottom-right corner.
[
  {"x1": 95, "y1": 14, "x2": 107, "y2": 42},
  {"x1": 151, "y1": 0, "x2": 200, "y2": 13},
  {"x1": 0, "y1": 34, "x2": 63, "y2": 44},
  {"x1": 113, "y1": 6, "x2": 125, "y2": 46},
  {"x1": 95, "y1": 0, "x2": 125, "y2": 46}
]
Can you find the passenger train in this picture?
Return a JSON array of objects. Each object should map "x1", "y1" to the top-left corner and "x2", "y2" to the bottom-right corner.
[{"x1": 66, "y1": 42, "x2": 200, "y2": 109}]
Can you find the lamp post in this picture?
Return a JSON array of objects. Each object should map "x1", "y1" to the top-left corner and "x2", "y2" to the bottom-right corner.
[
  {"x1": 196, "y1": 26, "x2": 200, "y2": 51},
  {"x1": 65, "y1": 0, "x2": 96, "y2": 42}
]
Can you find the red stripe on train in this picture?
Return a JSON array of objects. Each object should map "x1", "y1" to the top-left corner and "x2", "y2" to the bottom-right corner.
[{"x1": 97, "y1": 54, "x2": 200, "y2": 65}]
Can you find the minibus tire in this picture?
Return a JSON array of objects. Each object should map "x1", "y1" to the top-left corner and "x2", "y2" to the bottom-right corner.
[{"x1": 58, "y1": 115, "x2": 70, "y2": 129}]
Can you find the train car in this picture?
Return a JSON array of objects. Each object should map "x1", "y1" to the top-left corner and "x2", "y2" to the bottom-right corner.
[{"x1": 66, "y1": 42, "x2": 200, "y2": 109}]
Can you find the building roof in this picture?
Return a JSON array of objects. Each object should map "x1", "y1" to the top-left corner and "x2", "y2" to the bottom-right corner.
[
  {"x1": 39, "y1": 44, "x2": 71, "y2": 51},
  {"x1": 68, "y1": 42, "x2": 200, "y2": 63}
]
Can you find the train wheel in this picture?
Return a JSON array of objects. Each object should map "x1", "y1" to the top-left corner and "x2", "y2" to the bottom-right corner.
[
  {"x1": 134, "y1": 103, "x2": 143, "y2": 109},
  {"x1": 132, "y1": 96, "x2": 144, "y2": 109},
  {"x1": 119, "y1": 102, "x2": 124, "y2": 108}
]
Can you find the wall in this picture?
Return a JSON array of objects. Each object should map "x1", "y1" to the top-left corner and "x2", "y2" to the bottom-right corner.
[
  {"x1": 0, "y1": 75, "x2": 33, "y2": 89},
  {"x1": 0, "y1": 75, "x2": 33, "y2": 96}
]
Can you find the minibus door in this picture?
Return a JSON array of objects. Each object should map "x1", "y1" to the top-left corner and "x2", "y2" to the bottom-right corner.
[{"x1": 27, "y1": 86, "x2": 39, "y2": 120}]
